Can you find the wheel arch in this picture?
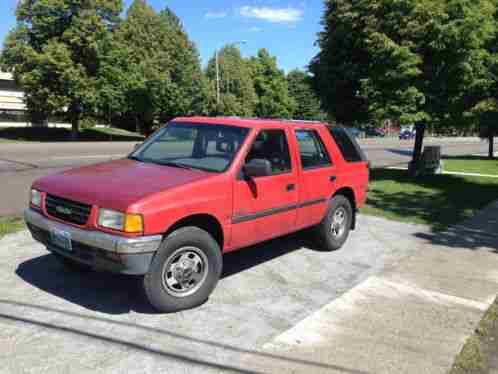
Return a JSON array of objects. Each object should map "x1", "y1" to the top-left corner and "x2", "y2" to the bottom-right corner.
[
  {"x1": 163, "y1": 214, "x2": 224, "y2": 250},
  {"x1": 332, "y1": 187, "x2": 357, "y2": 230}
]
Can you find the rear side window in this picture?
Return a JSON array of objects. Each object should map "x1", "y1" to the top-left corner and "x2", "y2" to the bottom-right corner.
[
  {"x1": 295, "y1": 129, "x2": 332, "y2": 170},
  {"x1": 328, "y1": 127, "x2": 366, "y2": 163}
]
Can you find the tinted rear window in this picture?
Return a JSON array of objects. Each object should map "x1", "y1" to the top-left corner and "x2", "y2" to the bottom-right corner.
[{"x1": 327, "y1": 127, "x2": 366, "y2": 163}]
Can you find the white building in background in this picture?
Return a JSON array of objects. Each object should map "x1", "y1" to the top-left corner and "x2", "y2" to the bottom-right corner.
[
  {"x1": 0, "y1": 72, "x2": 27, "y2": 126},
  {"x1": 0, "y1": 72, "x2": 73, "y2": 128}
]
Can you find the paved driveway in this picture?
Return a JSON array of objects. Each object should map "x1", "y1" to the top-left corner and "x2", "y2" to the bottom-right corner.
[{"x1": 0, "y1": 215, "x2": 429, "y2": 374}]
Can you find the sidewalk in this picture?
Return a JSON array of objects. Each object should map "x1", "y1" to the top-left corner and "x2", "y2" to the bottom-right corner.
[{"x1": 245, "y1": 200, "x2": 498, "y2": 373}]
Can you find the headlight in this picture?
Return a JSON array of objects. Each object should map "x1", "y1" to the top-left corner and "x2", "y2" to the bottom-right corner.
[
  {"x1": 30, "y1": 189, "x2": 42, "y2": 207},
  {"x1": 98, "y1": 209, "x2": 143, "y2": 233}
]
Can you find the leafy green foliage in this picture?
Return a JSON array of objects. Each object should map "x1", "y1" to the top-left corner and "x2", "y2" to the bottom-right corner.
[
  {"x1": 250, "y1": 49, "x2": 295, "y2": 119},
  {"x1": 311, "y1": 0, "x2": 497, "y2": 129},
  {"x1": 206, "y1": 44, "x2": 258, "y2": 116},
  {"x1": 1, "y1": 0, "x2": 123, "y2": 138},
  {"x1": 97, "y1": 1, "x2": 206, "y2": 134},
  {"x1": 287, "y1": 69, "x2": 325, "y2": 120},
  {"x1": 2, "y1": 1, "x2": 327, "y2": 133}
]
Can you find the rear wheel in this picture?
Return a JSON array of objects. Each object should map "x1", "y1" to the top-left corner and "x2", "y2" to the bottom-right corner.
[
  {"x1": 144, "y1": 227, "x2": 222, "y2": 313},
  {"x1": 315, "y1": 195, "x2": 353, "y2": 251}
]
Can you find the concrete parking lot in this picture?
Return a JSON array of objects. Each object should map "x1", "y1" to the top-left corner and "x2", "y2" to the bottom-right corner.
[{"x1": 0, "y1": 215, "x2": 428, "y2": 374}]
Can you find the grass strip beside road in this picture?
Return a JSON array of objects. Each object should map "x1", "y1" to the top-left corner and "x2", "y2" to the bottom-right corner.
[
  {"x1": 450, "y1": 297, "x2": 498, "y2": 374},
  {"x1": 0, "y1": 126, "x2": 144, "y2": 142},
  {"x1": 444, "y1": 156, "x2": 498, "y2": 176},
  {"x1": 0, "y1": 217, "x2": 25, "y2": 240},
  {"x1": 363, "y1": 168, "x2": 498, "y2": 231}
]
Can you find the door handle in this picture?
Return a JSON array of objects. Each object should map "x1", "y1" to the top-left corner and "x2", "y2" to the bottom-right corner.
[
  {"x1": 286, "y1": 184, "x2": 295, "y2": 192},
  {"x1": 330, "y1": 176, "x2": 337, "y2": 182}
]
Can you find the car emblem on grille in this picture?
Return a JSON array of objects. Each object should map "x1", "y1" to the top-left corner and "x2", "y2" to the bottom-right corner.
[{"x1": 56, "y1": 206, "x2": 72, "y2": 215}]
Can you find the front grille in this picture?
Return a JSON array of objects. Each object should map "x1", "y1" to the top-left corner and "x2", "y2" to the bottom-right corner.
[{"x1": 45, "y1": 194, "x2": 92, "y2": 226}]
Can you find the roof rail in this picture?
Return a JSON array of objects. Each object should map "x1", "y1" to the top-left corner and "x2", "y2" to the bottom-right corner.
[{"x1": 215, "y1": 116, "x2": 326, "y2": 124}]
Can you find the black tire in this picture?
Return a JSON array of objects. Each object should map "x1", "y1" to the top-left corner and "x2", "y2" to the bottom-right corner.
[
  {"x1": 54, "y1": 253, "x2": 92, "y2": 272},
  {"x1": 144, "y1": 226, "x2": 222, "y2": 313},
  {"x1": 315, "y1": 195, "x2": 353, "y2": 251}
]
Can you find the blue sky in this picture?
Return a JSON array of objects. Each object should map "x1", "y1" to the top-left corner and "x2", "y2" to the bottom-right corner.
[{"x1": 1, "y1": 1, "x2": 324, "y2": 72}]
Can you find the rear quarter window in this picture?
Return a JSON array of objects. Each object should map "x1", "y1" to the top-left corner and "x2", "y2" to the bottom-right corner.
[{"x1": 327, "y1": 127, "x2": 367, "y2": 163}]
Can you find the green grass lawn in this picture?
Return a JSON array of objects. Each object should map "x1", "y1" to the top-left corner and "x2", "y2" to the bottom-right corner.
[
  {"x1": 0, "y1": 126, "x2": 144, "y2": 142},
  {"x1": 0, "y1": 217, "x2": 25, "y2": 240},
  {"x1": 363, "y1": 168, "x2": 498, "y2": 230},
  {"x1": 444, "y1": 156, "x2": 498, "y2": 175},
  {"x1": 450, "y1": 297, "x2": 498, "y2": 374}
]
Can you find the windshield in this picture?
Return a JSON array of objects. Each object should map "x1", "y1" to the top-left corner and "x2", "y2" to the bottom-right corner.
[{"x1": 130, "y1": 122, "x2": 250, "y2": 173}]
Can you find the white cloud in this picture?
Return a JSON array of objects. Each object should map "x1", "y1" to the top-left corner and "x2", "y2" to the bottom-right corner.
[
  {"x1": 205, "y1": 11, "x2": 228, "y2": 19},
  {"x1": 240, "y1": 6, "x2": 303, "y2": 23},
  {"x1": 248, "y1": 26, "x2": 263, "y2": 32}
]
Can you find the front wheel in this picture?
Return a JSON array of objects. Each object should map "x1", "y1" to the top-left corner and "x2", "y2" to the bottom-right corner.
[
  {"x1": 143, "y1": 227, "x2": 222, "y2": 313},
  {"x1": 315, "y1": 195, "x2": 353, "y2": 251}
]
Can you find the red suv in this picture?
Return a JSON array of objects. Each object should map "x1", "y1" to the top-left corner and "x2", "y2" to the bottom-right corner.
[{"x1": 25, "y1": 117, "x2": 369, "y2": 312}]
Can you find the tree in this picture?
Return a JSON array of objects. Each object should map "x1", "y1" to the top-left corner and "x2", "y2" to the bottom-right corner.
[
  {"x1": 467, "y1": 99, "x2": 498, "y2": 159},
  {"x1": 98, "y1": 0, "x2": 166, "y2": 134},
  {"x1": 311, "y1": 0, "x2": 497, "y2": 167},
  {"x1": 156, "y1": 8, "x2": 208, "y2": 121},
  {"x1": 464, "y1": 1, "x2": 498, "y2": 159},
  {"x1": 249, "y1": 49, "x2": 295, "y2": 118},
  {"x1": 205, "y1": 44, "x2": 257, "y2": 117},
  {"x1": 1, "y1": 0, "x2": 122, "y2": 139},
  {"x1": 97, "y1": 1, "x2": 206, "y2": 134},
  {"x1": 287, "y1": 69, "x2": 324, "y2": 120}
]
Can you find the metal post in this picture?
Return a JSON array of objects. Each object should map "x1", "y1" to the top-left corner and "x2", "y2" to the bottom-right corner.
[
  {"x1": 215, "y1": 49, "x2": 220, "y2": 105},
  {"x1": 409, "y1": 121, "x2": 426, "y2": 176}
]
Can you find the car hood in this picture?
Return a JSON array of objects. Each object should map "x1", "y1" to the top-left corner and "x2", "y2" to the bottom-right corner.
[{"x1": 33, "y1": 159, "x2": 214, "y2": 211}]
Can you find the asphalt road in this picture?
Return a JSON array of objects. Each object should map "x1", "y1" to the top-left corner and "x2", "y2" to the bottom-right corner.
[{"x1": 0, "y1": 138, "x2": 490, "y2": 217}]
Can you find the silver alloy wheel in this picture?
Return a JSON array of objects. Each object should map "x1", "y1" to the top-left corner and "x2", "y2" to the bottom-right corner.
[
  {"x1": 161, "y1": 246, "x2": 209, "y2": 297},
  {"x1": 331, "y1": 207, "x2": 347, "y2": 238}
]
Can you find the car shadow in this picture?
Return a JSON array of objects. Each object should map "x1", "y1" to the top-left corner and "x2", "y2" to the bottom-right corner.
[{"x1": 16, "y1": 229, "x2": 321, "y2": 315}]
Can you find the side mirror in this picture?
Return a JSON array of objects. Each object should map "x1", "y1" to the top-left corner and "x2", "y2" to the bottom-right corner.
[{"x1": 243, "y1": 159, "x2": 272, "y2": 178}]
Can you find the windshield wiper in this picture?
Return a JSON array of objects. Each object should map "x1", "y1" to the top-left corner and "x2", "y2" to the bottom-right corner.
[
  {"x1": 128, "y1": 155, "x2": 143, "y2": 162},
  {"x1": 157, "y1": 161, "x2": 195, "y2": 170}
]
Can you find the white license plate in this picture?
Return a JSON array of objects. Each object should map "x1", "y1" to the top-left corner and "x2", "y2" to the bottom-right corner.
[{"x1": 50, "y1": 228, "x2": 73, "y2": 252}]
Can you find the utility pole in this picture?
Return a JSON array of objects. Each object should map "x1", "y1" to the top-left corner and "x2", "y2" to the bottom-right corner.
[
  {"x1": 215, "y1": 40, "x2": 247, "y2": 106},
  {"x1": 215, "y1": 49, "x2": 220, "y2": 105}
]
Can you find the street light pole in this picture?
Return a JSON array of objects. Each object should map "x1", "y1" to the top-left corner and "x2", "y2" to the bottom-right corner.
[
  {"x1": 215, "y1": 49, "x2": 220, "y2": 105},
  {"x1": 215, "y1": 40, "x2": 247, "y2": 106}
]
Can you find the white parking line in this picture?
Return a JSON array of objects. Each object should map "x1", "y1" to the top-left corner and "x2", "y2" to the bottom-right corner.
[
  {"x1": 472, "y1": 153, "x2": 498, "y2": 157},
  {"x1": 386, "y1": 166, "x2": 498, "y2": 178},
  {"x1": 442, "y1": 170, "x2": 498, "y2": 178}
]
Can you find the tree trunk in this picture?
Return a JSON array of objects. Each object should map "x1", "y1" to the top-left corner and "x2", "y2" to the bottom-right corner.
[
  {"x1": 489, "y1": 133, "x2": 494, "y2": 159},
  {"x1": 409, "y1": 121, "x2": 426, "y2": 176},
  {"x1": 71, "y1": 115, "x2": 79, "y2": 141},
  {"x1": 135, "y1": 116, "x2": 141, "y2": 134}
]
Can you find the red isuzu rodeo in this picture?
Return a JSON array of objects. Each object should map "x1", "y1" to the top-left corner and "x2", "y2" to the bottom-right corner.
[{"x1": 25, "y1": 117, "x2": 369, "y2": 312}]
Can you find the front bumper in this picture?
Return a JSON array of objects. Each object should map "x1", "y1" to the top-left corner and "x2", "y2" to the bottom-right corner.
[{"x1": 24, "y1": 209, "x2": 162, "y2": 275}]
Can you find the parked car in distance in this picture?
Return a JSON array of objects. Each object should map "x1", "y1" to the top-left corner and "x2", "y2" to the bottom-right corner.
[
  {"x1": 399, "y1": 128, "x2": 416, "y2": 140},
  {"x1": 365, "y1": 128, "x2": 386, "y2": 138},
  {"x1": 25, "y1": 117, "x2": 370, "y2": 313}
]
